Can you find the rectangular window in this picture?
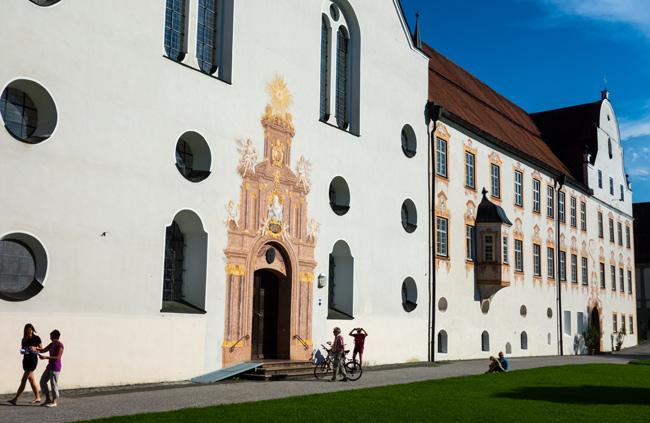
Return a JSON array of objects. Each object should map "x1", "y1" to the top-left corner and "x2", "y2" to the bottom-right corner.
[
  {"x1": 466, "y1": 225, "x2": 475, "y2": 261},
  {"x1": 613, "y1": 314, "x2": 618, "y2": 333},
  {"x1": 436, "y1": 217, "x2": 448, "y2": 257},
  {"x1": 514, "y1": 170, "x2": 523, "y2": 206},
  {"x1": 465, "y1": 152, "x2": 475, "y2": 189},
  {"x1": 620, "y1": 184, "x2": 624, "y2": 201},
  {"x1": 533, "y1": 179, "x2": 540, "y2": 213},
  {"x1": 533, "y1": 244, "x2": 541, "y2": 276},
  {"x1": 503, "y1": 236, "x2": 508, "y2": 264},
  {"x1": 609, "y1": 219, "x2": 614, "y2": 242},
  {"x1": 630, "y1": 316, "x2": 634, "y2": 334},
  {"x1": 491, "y1": 164, "x2": 500, "y2": 198},
  {"x1": 611, "y1": 265, "x2": 616, "y2": 291},
  {"x1": 484, "y1": 234, "x2": 495, "y2": 262},
  {"x1": 564, "y1": 310, "x2": 571, "y2": 336},
  {"x1": 570, "y1": 197, "x2": 576, "y2": 227},
  {"x1": 617, "y1": 222, "x2": 623, "y2": 245},
  {"x1": 626, "y1": 226, "x2": 631, "y2": 248},
  {"x1": 622, "y1": 315, "x2": 626, "y2": 333},
  {"x1": 609, "y1": 177, "x2": 614, "y2": 195},
  {"x1": 582, "y1": 257, "x2": 588, "y2": 285},
  {"x1": 515, "y1": 240, "x2": 523, "y2": 272},
  {"x1": 577, "y1": 311, "x2": 586, "y2": 335},
  {"x1": 619, "y1": 268, "x2": 624, "y2": 292},
  {"x1": 598, "y1": 169, "x2": 602, "y2": 188},
  {"x1": 628, "y1": 270, "x2": 632, "y2": 293},
  {"x1": 558, "y1": 192, "x2": 565, "y2": 223},
  {"x1": 559, "y1": 251, "x2": 566, "y2": 281},
  {"x1": 598, "y1": 212, "x2": 603, "y2": 238},
  {"x1": 571, "y1": 254, "x2": 577, "y2": 283},
  {"x1": 436, "y1": 138, "x2": 447, "y2": 178},
  {"x1": 599, "y1": 263, "x2": 605, "y2": 289},
  {"x1": 580, "y1": 202, "x2": 586, "y2": 231},
  {"x1": 547, "y1": 186, "x2": 554, "y2": 218},
  {"x1": 547, "y1": 247, "x2": 555, "y2": 278}
]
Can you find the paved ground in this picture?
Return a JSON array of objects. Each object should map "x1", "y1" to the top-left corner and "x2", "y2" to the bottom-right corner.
[{"x1": 2, "y1": 342, "x2": 649, "y2": 423}]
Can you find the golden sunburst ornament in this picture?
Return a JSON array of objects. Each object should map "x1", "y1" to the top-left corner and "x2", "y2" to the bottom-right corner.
[{"x1": 265, "y1": 74, "x2": 293, "y2": 115}]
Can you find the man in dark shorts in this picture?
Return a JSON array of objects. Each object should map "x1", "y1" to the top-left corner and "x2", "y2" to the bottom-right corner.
[{"x1": 349, "y1": 327, "x2": 368, "y2": 367}]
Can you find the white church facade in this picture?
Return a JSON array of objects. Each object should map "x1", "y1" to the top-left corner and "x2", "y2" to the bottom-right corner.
[{"x1": 0, "y1": 0, "x2": 636, "y2": 393}]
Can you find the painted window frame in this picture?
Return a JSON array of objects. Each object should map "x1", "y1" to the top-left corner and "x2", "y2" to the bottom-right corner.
[
  {"x1": 533, "y1": 179, "x2": 540, "y2": 213},
  {"x1": 598, "y1": 212, "x2": 603, "y2": 238},
  {"x1": 491, "y1": 164, "x2": 500, "y2": 199},
  {"x1": 581, "y1": 257, "x2": 588, "y2": 285},
  {"x1": 436, "y1": 216, "x2": 448, "y2": 257},
  {"x1": 580, "y1": 201, "x2": 586, "y2": 231},
  {"x1": 533, "y1": 244, "x2": 541, "y2": 276},
  {"x1": 571, "y1": 254, "x2": 577, "y2": 283},
  {"x1": 483, "y1": 234, "x2": 495, "y2": 263},
  {"x1": 547, "y1": 247, "x2": 555, "y2": 279},
  {"x1": 570, "y1": 197, "x2": 576, "y2": 227},
  {"x1": 514, "y1": 170, "x2": 523, "y2": 206},
  {"x1": 465, "y1": 151, "x2": 475, "y2": 189},
  {"x1": 436, "y1": 138, "x2": 447, "y2": 178},
  {"x1": 514, "y1": 239, "x2": 523, "y2": 272}
]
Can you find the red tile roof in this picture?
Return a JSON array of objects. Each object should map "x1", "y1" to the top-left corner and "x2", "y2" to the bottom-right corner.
[{"x1": 423, "y1": 42, "x2": 575, "y2": 181}]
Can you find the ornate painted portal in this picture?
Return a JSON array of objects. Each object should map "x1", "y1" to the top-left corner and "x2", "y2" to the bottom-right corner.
[{"x1": 222, "y1": 75, "x2": 319, "y2": 366}]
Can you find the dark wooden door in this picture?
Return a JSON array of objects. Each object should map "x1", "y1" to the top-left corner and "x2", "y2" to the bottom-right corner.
[{"x1": 251, "y1": 270, "x2": 279, "y2": 359}]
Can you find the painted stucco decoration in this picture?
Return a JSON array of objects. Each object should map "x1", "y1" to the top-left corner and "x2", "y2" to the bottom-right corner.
[{"x1": 222, "y1": 74, "x2": 318, "y2": 367}]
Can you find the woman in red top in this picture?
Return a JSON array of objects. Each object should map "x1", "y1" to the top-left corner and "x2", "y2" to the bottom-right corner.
[{"x1": 349, "y1": 327, "x2": 368, "y2": 367}]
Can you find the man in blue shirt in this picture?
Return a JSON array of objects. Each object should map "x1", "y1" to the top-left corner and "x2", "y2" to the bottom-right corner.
[{"x1": 497, "y1": 351, "x2": 509, "y2": 371}]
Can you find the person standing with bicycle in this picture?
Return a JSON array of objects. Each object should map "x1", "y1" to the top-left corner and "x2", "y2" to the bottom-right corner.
[{"x1": 329, "y1": 327, "x2": 348, "y2": 382}]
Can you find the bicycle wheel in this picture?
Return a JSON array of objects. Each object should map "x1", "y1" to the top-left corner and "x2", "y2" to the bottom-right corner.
[
  {"x1": 314, "y1": 362, "x2": 331, "y2": 379},
  {"x1": 345, "y1": 360, "x2": 362, "y2": 381}
]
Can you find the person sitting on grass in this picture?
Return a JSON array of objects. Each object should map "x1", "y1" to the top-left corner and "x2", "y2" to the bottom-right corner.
[
  {"x1": 486, "y1": 356, "x2": 504, "y2": 373},
  {"x1": 497, "y1": 351, "x2": 509, "y2": 371}
]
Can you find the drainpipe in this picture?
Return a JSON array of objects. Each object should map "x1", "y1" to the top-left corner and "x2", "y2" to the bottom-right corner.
[
  {"x1": 556, "y1": 174, "x2": 566, "y2": 355},
  {"x1": 427, "y1": 102, "x2": 442, "y2": 362}
]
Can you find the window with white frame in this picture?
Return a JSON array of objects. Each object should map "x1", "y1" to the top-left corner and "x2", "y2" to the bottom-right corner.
[
  {"x1": 613, "y1": 314, "x2": 618, "y2": 333},
  {"x1": 547, "y1": 186, "x2": 554, "y2": 218},
  {"x1": 598, "y1": 212, "x2": 603, "y2": 238},
  {"x1": 582, "y1": 257, "x2": 588, "y2": 285},
  {"x1": 436, "y1": 138, "x2": 447, "y2": 177},
  {"x1": 319, "y1": 1, "x2": 359, "y2": 134},
  {"x1": 570, "y1": 197, "x2": 576, "y2": 227},
  {"x1": 580, "y1": 202, "x2": 586, "y2": 231},
  {"x1": 558, "y1": 192, "x2": 565, "y2": 222},
  {"x1": 609, "y1": 177, "x2": 614, "y2": 195},
  {"x1": 619, "y1": 268, "x2": 624, "y2": 292},
  {"x1": 466, "y1": 225, "x2": 475, "y2": 261},
  {"x1": 617, "y1": 222, "x2": 623, "y2": 245},
  {"x1": 609, "y1": 218, "x2": 614, "y2": 242},
  {"x1": 491, "y1": 164, "x2": 500, "y2": 198},
  {"x1": 611, "y1": 265, "x2": 616, "y2": 290},
  {"x1": 533, "y1": 244, "x2": 541, "y2": 276},
  {"x1": 483, "y1": 234, "x2": 495, "y2": 262},
  {"x1": 465, "y1": 152, "x2": 475, "y2": 189},
  {"x1": 571, "y1": 254, "x2": 577, "y2": 283},
  {"x1": 503, "y1": 235, "x2": 508, "y2": 264},
  {"x1": 515, "y1": 240, "x2": 523, "y2": 272},
  {"x1": 533, "y1": 179, "x2": 540, "y2": 213},
  {"x1": 628, "y1": 270, "x2": 632, "y2": 293},
  {"x1": 598, "y1": 169, "x2": 602, "y2": 188},
  {"x1": 559, "y1": 251, "x2": 566, "y2": 281},
  {"x1": 514, "y1": 170, "x2": 523, "y2": 206},
  {"x1": 630, "y1": 316, "x2": 634, "y2": 334},
  {"x1": 547, "y1": 247, "x2": 555, "y2": 278},
  {"x1": 436, "y1": 217, "x2": 448, "y2": 257},
  {"x1": 600, "y1": 263, "x2": 605, "y2": 289},
  {"x1": 626, "y1": 226, "x2": 631, "y2": 248}
]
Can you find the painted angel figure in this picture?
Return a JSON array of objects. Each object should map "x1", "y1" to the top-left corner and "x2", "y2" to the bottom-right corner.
[
  {"x1": 223, "y1": 200, "x2": 240, "y2": 229},
  {"x1": 237, "y1": 138, "x2": 258, "y2": 177},
  {"x1": 306, "y1": 218, "x2": 321, "y2": 243},
  {"x1": 268, "y1": 194, "x2": 283, "y2": 223},
  {"x1": 295, "y1": 156, "x2": 312, "y2": 192}
]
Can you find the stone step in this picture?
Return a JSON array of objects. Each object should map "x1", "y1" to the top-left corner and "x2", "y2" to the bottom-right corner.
[{"x1": 240, "y1": 360, "x2": 316, "y2": 381}]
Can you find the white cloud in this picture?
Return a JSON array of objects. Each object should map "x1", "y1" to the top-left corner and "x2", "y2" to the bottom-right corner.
[
  {"x1": 542, "y1": 0, "x2": 650, "y2": 39},
  {"x1": 619, "y1": 117, "x2": 650, "y2": 140}
]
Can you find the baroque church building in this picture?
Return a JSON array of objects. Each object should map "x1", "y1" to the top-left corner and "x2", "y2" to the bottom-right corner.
[{"x1": 0, "y1": 0, "x2": 636, "y2": 392}]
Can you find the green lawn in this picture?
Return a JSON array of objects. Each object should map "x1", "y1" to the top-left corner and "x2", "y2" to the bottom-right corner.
[{"x1": 81, "y1": 364, "x2": 650, "y2": 423}]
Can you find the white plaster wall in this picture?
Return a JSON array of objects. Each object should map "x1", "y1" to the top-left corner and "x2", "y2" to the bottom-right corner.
[
  {"x1": 433, "y1": 118, "x2": 636, "y2": 361},
  {"x1": 0, "y1": 0, "x2": 430, "y2": 392}
]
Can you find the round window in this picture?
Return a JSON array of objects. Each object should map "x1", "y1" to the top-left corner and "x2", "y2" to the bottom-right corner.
[
  {"x1": 329, "y1": 176, "x2": 350, "y2": 216},
  {"x1": 329, "y1": 4, "x2": 340, "y2": 21},
  {"x1": 401, "y1": 124, "x2": 416, "y2": 158},
  {"x1": 401, "y1": 199, "x2": 417, "y2": 233},
  {"x1": 175, "y1": 131, "x2": 212, "y2": 182},
  {"x1": 29, "y1": 0, "x2": 62, "y2": 6},
  {"x1": 1, "y1": 79, "x2": 58, "y2": 144},
  {"x1": 0, "y1": 234, "x2": 48, "y2": 302},
  {"x1": 401, "y1": 277, "x2": 417, "y2": 312}
]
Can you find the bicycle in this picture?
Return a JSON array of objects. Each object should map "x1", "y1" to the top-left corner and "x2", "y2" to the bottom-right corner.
[{"x1": 313, "y1": 343, "x2": 362, "y2": 381}]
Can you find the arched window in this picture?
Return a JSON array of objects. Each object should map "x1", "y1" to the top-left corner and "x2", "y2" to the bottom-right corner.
[
  {"x1": 327, "y1": 240, "x2": 354, "y2": 319},
  {"x1": 521, "y1": 331, "x2": 528, "y2": 350},
  {"x1": 196, "y1": 0, "x2": 219, "y2": 74},
  {"x1": 164, "y1": 0, "x2": 187, "y2": 62},
  {"x1": 319, "y1": 16, "x2": 330, "y2": 121},
  {"x1": 481, "y1": 331, "x2": 490, "y2": 352},
  {"x1": 437, "y1": 330, "x2": 448, "y2": 354},
  {"x1": 319, "y1": 1, "x2": 360, "y2": 134},
  {"x1": 162, "y1": 211, "x2": 207, "y2": 313}
]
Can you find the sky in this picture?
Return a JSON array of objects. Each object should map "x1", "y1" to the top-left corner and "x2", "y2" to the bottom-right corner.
[{"x1": 401, "y1": 0, "x2": 650, "y2": 204}]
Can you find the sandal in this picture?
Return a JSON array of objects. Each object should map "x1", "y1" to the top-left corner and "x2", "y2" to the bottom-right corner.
[
  {"x1": 30, "y1": 398, "x2": 41, "y2": 404},
  {"x1": 8, "y1": 399, "x2": 17, "y2": 405}
]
